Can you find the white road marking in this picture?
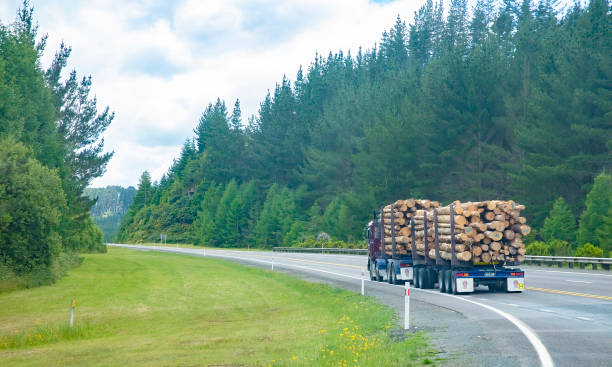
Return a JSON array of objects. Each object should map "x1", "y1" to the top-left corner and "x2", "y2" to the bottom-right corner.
[
  {"x1": 566, "y1": 280, "x2": 592, "y2": 284},
  {"x1": 576, "y1": 316, "x2": 593, "y2": 321},
  {"x1": 532, "y1": 269, "x2": 612, "y2": 278},
  {"x1": 539, "y1": 309, "x2": 555, "y2": 313},
  {"x1": 477, "y1": 298, "x2": 489, "y2": 301},
  {"x1": 507, "y1": 303, "x2": 520, "y2": 307},
  {"x1": 111, "y1": 244, "x2": 555, "y2": 367}
]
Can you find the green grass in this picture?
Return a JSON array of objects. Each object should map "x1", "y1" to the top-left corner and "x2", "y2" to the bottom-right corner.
[{"x1": 0, "y1": 248, "x2": 434, "y2": 366}]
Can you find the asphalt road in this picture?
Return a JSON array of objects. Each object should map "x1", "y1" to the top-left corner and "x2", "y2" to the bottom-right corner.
[{"x1": 108, "y1": 244, "x2": 612, "y2": 367}]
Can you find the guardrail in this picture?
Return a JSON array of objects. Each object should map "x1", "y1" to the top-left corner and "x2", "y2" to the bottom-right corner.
[
  {"x1": 272, "y1": 247, "x2": 611, "y2": 270},
  {"x1": 524, "y1": 255, "x2": 612, "y2": 270},
  {"x1": 273, "y1": 247, "x2": 367, "y2": 255}
]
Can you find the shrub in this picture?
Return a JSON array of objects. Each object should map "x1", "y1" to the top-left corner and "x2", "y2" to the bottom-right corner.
[
  {"x1": 574, "y1": 243, "x2": 603, "y2": 258},
  {"x1": 548, "y1": 239, "x2": 573, "y2": 256},
  {"x1": 525, "y1": 241, "x2": 551, "y2": 256}
]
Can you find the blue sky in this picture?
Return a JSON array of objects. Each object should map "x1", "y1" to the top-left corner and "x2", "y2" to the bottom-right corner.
[{"x1": 0, "y1": 0, "x2": 581, "y2": 187}]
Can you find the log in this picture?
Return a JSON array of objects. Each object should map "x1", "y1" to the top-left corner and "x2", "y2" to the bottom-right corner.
[
  {"x1": 384, "y1": 236, "x2": 411, "y2": 244},
  {"x1": 484, "y1": 211, "x2": 496, "y2": 221},
  {"x1": 512, "y1": 224, "x2": 531, "y2": 236},
  {"x1": 439, "y1": 243, "x2": 468, "y2": 252},
  {"x1": 504, "y1": 230, "x2": 515, "y2": 240},
  {"x1": 490, "y1": 242, "x2": 502, "y2": 251},
  {"x1": 430, "y1": 249, "x2": 472, "y2": 262},
  {"x1": 472, "y1": 246, "x2": 483, "y2": 257},
  {"x1": 480, "y1": 244, "x2": 489, "y2": 252},
  {"x1": 485, "y1": 231, "x2": 503, "y2": 241},
  {"x1": 481, "y1": 252, "x2": 492, "y2": 263}
]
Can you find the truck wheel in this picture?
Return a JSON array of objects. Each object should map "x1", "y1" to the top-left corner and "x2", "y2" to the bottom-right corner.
[
  {"x1": 414, "y1": 268, "x2": 421, "y2": 288},
  {"x1": 428, "y1": 269, "x2": 437, "y2": 289},
  {"x1": 387, "y1": 265, "x2": 393, "y2": 284},
  {"x1": 450, "y1": 273, "x2": 458, "y2": 295},
  {"x1": 439, "y1": 270, "x2": 446, "y2": 293},
  {"x1": 445, "y1": 270, "x2": 453, "y2": 293},
  {"x1": 421, "y1": 269, "x2": 430, "y2": 289},
  {"x1": 369, "y1": 261, "x2": 376, "y2": 281}
]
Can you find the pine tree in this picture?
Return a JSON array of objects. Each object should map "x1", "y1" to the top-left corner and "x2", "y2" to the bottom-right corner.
[
  {"x1": 578, "y1": 173, "x2": 612, "y2": 246},
  {"x1": 596, "y1": 203, "x2": 612, "y2": 256},
  {"x1": 540, "y1": 197, "x2": 576, "y2": 244}
]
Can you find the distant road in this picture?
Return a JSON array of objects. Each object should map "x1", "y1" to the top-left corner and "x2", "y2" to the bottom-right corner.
[{"x1": 108, "y1": 244, "x2": 612, "y2": 367}]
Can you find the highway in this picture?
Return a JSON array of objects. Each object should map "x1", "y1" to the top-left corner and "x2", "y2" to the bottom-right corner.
[{"x1": 109, "y1": 244, "x2": 612, "y2": 367}]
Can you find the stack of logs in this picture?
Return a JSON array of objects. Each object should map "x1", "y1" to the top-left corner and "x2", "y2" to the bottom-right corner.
[
  {"x1": 382, "y1": 199, "x2": 440, "y2": 256},
  {"x1": 382, "y1": 199, "x2": 530, "y2": 266}
]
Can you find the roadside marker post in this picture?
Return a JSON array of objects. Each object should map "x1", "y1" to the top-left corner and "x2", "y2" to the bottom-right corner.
[
  {"x1": 70, "y1": 299, "x2": 76, "y2": 328},
  {"x1": 404, "y1": 283, "x2": 410, "y2": 330},
  {"x1": 271, "y1": 258, "x2": 274, "y2": 271},
  {"x1": 361, "y1": 268, "x2": 365, "y2": 295}
]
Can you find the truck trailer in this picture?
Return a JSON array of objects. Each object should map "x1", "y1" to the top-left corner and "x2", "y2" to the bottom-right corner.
[{"x1": 366, "y1": 204, "x2": 525, "y2": 294}]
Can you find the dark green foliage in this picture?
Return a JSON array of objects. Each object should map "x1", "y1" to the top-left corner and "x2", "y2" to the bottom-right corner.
[
  {"x1": 597, "y1": 204, "x2": 612, "y2": 256},
  {"x1": 577, "y1": 173, "x2": 612, "y2": 246},
  {"x1": 0, "y1": 140, "x2": 66, "y2": 274},
  {"x1": 548, "y1": 240, "x2": 574, "y2": 256},
  {"x1": 0, "y1": 2, "x2": 112, "y2": 287},
  {"x1": 119, "y1": 1, "x2": 611, "y2": 249},
  {"x1": 540, "y1": 197, "x2": 576, "y2": 244}
]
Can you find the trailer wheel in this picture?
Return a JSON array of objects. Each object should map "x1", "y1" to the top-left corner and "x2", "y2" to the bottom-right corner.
[
  {"x1": 427, "y1": 268, "x2": 437, "y2": 289},
  {"x1": 439, "y1": 270, "x2": 447, "y2": 293},
  {"x1": 387, "y1": 265, "x2": 393, "y2": 284},
  {"x1": 421, "y1": 269, "x2": 430, "y2": 289},
  {"x1": 450, "y1": 273, "x2": 458, "y2": 295},
  {"x1": 414, "y1": 268, "x2": 421, "y2": 288},
  {"x1": 445, "y1": 270, "x2": 453, "y2": 294}
]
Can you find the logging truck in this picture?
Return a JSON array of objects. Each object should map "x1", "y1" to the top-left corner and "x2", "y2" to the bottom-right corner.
[{"x1": 366, "y1": 199, "x2": 526, "y2": 294}]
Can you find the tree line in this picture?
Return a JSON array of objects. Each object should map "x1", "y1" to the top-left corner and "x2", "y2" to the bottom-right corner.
[
  {"x1": 117, "y1": 0, "x2": 611, "y2": 255},
  {"x1": 0, "y1": 2, "x2": 112, "y2": 288}
]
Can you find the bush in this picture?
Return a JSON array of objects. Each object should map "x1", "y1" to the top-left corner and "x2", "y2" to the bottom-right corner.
[
  {"x1": 549, "y1": 239, "x2": 573, "y2": 256},
  {"x1": 526, "y1": 241, "x2": 551, "y2": 256},
  {"x1": 574, "y1": 243, "x2": 603, "y2": 258}
]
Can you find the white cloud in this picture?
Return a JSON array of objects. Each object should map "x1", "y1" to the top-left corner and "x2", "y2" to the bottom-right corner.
[{"x1": 0, "y1": 0, "x2": 481, "y2": 187}]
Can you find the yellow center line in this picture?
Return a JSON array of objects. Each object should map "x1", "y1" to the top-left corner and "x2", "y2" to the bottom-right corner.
[{"x1": 526, "y1": 286, "x2": 612, "y2": 301}]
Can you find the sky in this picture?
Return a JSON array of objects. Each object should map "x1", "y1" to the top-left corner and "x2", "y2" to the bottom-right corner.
[{"x1": 0, "y1": 0, "x2": 579, "y2": 188}]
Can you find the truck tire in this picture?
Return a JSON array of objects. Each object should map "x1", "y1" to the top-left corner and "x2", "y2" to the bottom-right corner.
[
  {"x1": 450, "y1": 273, "x2": 458, "y2": 295},
  {"x1": 428, "y1": 268, "x2": 437, "y2": 289},
  {"x1": 387, "y1": 265, "x2": 393, "y2": 284},
  {"x1": 414, "y1": 268, "x2": 422, "y2": 288},
  {"x1": 421, "y1": 269, "x2": 430, "y2": 289},
  {"x1": 369, "y1": 261, "x2": 376, "y2": 281},
  {"x1": 439, "y1": 270, "x2": 447, "y2": 293},
  {"x1": 444, "y1": 271, "x2": 452, "y2": 293}
]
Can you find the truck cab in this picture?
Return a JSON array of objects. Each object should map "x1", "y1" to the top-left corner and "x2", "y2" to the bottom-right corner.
[{"x1": 366, "y1": 215, "x2": 413, "y2": 284}]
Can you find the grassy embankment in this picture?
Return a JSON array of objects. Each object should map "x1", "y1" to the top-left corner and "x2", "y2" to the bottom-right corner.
[{"x1": 0, "y1": 247, "x2": 435, "y2": 366}]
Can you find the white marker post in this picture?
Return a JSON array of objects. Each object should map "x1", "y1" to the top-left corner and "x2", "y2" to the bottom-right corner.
[
  {"x1": 404, "y1": 283, "x2": 410, "y2": 330},
  {"x1": 361, "y1": 268, "x2": 365, "y2": 296},
  {"x1": 271, "y1": 258, "x2": 274, "y2": 271},
  {"x1": 203, "y1": 247, "x2": 206, "y2": 256},
  {"x1": 70, "y1": 299, "x2": 76, "y2": 328}
]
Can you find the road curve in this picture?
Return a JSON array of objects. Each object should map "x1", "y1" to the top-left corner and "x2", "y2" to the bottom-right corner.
[{"x1": 108, "y1": 244, "x2": 612, "y2": 367}]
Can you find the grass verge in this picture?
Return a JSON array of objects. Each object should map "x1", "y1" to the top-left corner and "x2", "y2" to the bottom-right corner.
[{"x1": 0, "y1": 247, "x2": 435, "y2": 366}]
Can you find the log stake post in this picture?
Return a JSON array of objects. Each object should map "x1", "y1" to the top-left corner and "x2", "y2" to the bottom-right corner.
[
  {"x1": 410, "y1": 217, "x2": 417, "y2": 262},
  {"x1": 450, "y1": 205, "x2": 457, "y2": 268},
  {"x1": 424, "y1": 212, "x2": 433, "y2": 266},
  {"x1": 379, "y1": 208, "x2": 386, "y2": 259},
  {"x1": 391, "y1": 204, "x2": 396, "y2": 260},
  {"x1": 434, "y1": 209, "x2": 442, "y2": 265}
]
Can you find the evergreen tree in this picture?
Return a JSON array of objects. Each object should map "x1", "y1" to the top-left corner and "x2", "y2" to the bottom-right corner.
[
  {"x1": 596, "y1": 203, "x2": 612, "y2": 256},
  {"x1": 540, "y1": 197, "x2": 576, "y2": 244},
  {"x1": 577, "y1": 172, "x2": 612, "y2": 246}
]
